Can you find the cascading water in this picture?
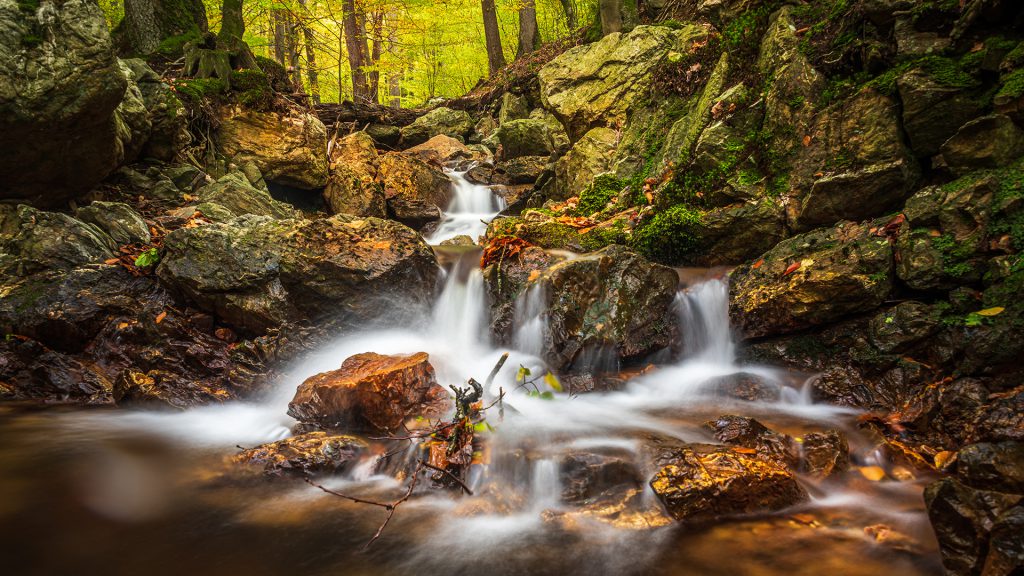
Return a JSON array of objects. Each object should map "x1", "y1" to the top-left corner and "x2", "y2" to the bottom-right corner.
[
  {"x1": 5, "y1": 200, "x2": 940, "y2": 576},
  {"x1": 428, "y1": 169, "x2": 506, "y2": 244}
]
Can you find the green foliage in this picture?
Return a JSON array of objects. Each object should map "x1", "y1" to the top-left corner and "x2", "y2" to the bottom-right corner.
[
  {"x1": 931, "y1": 233, "x2": 975, "y2": 278},
  {"x1": 156, "y1": 30, "x2": 202, "y2": 58},
  {"x1": 629, "y1": 205, "x2": 703, "y2": 263},
  {"x1": 721, "y1": 5, "x2": 775, "y2": 51},
  {"x1": 996, "y1": 69, "x2": 1024, "y2": 101},
  {"x1": 134, "y1": 248, "x2": 160, "y2": 268}
]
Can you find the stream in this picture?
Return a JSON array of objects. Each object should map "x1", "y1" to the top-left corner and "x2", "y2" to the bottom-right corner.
[{"x1": 0, "y1": 170, "x2": 943, "y2": 575}]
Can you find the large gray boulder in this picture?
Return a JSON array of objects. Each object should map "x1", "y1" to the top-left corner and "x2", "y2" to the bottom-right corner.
[{"x1": 0, "y1": 0, "x2": 130, "y2": 207}]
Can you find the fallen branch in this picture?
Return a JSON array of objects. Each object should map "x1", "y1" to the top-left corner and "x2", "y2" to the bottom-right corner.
[{"x1": 419, "y1": 459, "x2": 474, "y2": 495}]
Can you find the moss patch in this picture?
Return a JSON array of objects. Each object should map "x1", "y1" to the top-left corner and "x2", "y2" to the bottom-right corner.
[{"x1": 629, "y1": 205, "x2": 703, "y2": 263}]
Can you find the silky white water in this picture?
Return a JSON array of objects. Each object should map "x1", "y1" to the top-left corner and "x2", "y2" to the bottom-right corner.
[{"x1": 428, "y1": 169, "x2": 506, "y2": 244}]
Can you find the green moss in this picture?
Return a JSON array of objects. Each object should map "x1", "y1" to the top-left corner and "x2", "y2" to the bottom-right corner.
[
  {"x1": 1003, "y1": 42, "x2": 1024, "y2": 71},
  {"x1": 576, "y1": 174, "x2": 624, "y2": 216},
  {"x1": 230, "y1": 69, "x2": 273, "y2": 109},
  {"x1": 629, "y1": 205, "x2": 703, "y2": 263},
  {"x1": 253, "y1": 55, "x2": 292, "y2": 93},
  {"x1": 996, "y1": 69, "x2": 1024, "y2": 101},
  {"x1": 16, "y1": 0, "x2": 39, "y2": 13},
  {"x1": 156, "y1": 29, "x2": 201, "y2": 58},
  {"x1": 932, "y1": 233, "x2": 976, "y2": 278},
  {"x1": 173, "y1": 78, "x2": 227, "y2": 103}
]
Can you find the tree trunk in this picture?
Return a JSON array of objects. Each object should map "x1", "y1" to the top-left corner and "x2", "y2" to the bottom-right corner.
[
  {"x1": 367, "y1": 11, "x2": 384, "y2": 105},
  {"x1": 599, "y1": 0, "x2": 622, "y2": 35},
  {"x1": 297, "y1": 0, "x2": 321, "y2": 104},
  {"x1": 219, "y1": 0, "x2": 245, "y2": 45},
  {"x1": 272, "y1": 9, "x2": 287, "y2": 65},
  {"x1": 343, "y1": 0, "x2": 371, "y2": 103},
  {"x1": 285, "y1": 12, "x2": 303, "y2": 90},
  {"x1": 481, "y1": 0, "x2": 506, "y2": 77},
  {"x1": 516, "y1": 0, "x2": 540, "y2": 59},
  {"x1": 121, "y1": 0, "x2": 208, "y2": 55},
  {"x1": 559, "y1": 0, "x2": 577, "y2": 30}
]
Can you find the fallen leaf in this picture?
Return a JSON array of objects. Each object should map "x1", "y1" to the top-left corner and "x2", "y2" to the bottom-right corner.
[
  {"x1": 155, "y1": 311, "x2": 167, "y2": 324},
  {"x1": 934, "y1": 451, "x2": 956, "y2": 470},
  {"x1": 976, "y1": 307, "x2": 1005, "y2": 317},
  {"x1": 858, "y1": 466, "x2": 887, "y2": 481},
  {"x1": 527, "y1": 270, "x2": 541, "y2": 282},
  {"x1": 215, "y1": 328, "x2": 237, "y2": 343},
  {"x1": 732, "y1": 447, "x2": 758, "y2": 455},
  {"x1": 104, "y1": 258, "x2": 120, "y2": 265},
  {"x1": 802, "y1": 135, "x2": 812, "y2": 147},
  {"x1": 783, "y1": 261, "x2": 801, "y2": 276},
  {"x1": 752, "y1": 259, "x2": 764, "y2": 269}
]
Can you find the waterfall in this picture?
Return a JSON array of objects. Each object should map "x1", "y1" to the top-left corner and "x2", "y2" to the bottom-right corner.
[
  {"x1": 428, "y1": 169, "x2": 506, "y2": 244},
  {"x1": 677, "y1": 278, "x2": 735, "y2": 364},
  {"x1": 512, "y1": 283, "x2": 547, "y2": 358},
  {"x1": 431, "y1": 250, "x2": 489, "y2": 352}
]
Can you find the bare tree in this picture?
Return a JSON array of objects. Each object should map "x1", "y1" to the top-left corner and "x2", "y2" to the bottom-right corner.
[
  {"x1": 559, "y1": 0, "x2": 578, "y2": 30},
  {"x1": 481, "y1": 0, "x2": 506, "y2": 77},
  {"x1": 297, "y1": 0, "x2": 322, "y2": 104},
  {"x1": 516, "y1": 0, "x2": 540, "y2": 58},
  {"x1": 343, "y1": 0, "x2": 371, "y2": 102}
]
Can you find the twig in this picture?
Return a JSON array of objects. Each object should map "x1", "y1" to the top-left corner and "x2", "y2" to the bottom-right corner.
[
  {"x1": 304, "y1": 476, "x2": 392, "y2": 509},
  {"x1": 484, "y1": 352, "x2": 509, "y2": 387},
  {"x1": 419, "y1": 459, "x2": 474, "y2": 495},
  {"x1": 364, "y1": 461, "x2": 424, "y2": 549}
]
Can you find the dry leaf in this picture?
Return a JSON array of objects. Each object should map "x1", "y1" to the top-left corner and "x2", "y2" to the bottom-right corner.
[
  {"x1": 976, "y1": 307, "x2": 1005, "y2": 317},
  {"x1": 783, "y1": 261, "x2": 801, "y2": 276},
  {"x1": 802, "y1": 135, "x2": 812, "y2": 147},
  {"x1": 155, "y1": 311, "x2": 167, "y2": 324},
  {"x1": 104, "y1": 258, "x2": 119, "y2": 265},
  {"x1": 752, "y1": 259, "x2": 764, "y2": 269},
  {"x1": 527, "y1": 270, "x2": 541, "y2": 282},
  {"x1": 858, "y1": 466, "x2": 887, "y2": 481}
]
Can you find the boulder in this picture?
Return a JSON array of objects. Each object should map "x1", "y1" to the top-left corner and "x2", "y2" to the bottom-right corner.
[
  {"x1": 325, "y1": 132, "x2": 385, "y2": 217},
  {"x1": 112, "y1": 59, "x2": 153, "y2": 166},
  {"x1": 941, "y1": 114, "x2": 1024, "y2": 172},
  {"x1": 233, "y1": 432, "x2": 367, "y2": 476},
  {"x1": 0, "y1": 0, "x2": 130, "y2": 207},
  {"x1": 956, "y1": 442, "x2": 1024, "y2": 494},
  {"x1": 898, "y1": 68, "x2": 985, "y2": 158},
  {"x1": 404, "y1": 134, "x2": 487, "y2": 167},
  {"x1": 122, "y1": 58, "x2": 188, "y2": 162},
  {"x1": 112, "y1": 367, "x2": 234, "y2": 409},
  {"x1": 158, "y1": 214, "x2": 438, "y2": 333},
  {"x1": 0, "y1": 205, "x2": 115, "y2": 276},
  {"x1": 499, "y1": 156, "x2": 548, "y2": 184},
  {"x1": 552, "y1": 127, "x2": 618, "y2": 201},
  {"x1": 650, "y1": 445, "x2": 808, "y2": 522},
  {"x1": 378, "y1": 152, "x2": 452, "y2": 229},
  {"x1": 75, "y1": 201, "x2": 151, "y2": 246},
  {"x1": 690, "y1": 199, "x2": 788, "y2": 266},
  {"x1": 729, "y1": 219, "x2": 895, "y2": 339},
  {"x1": 365, "y1": 123, "x2": 401, "y2": 148},
  {"x1": 196, "y1": 173, "x2": 296, "y2": 219},
  {"x1": 399, "y1": 107, "x2": 473, "y2": 146},
  {"x1": 703, "y1": 415, "x2": 800, "y2": 468},
  {"x1": 800, "y1": 430, "x2": 850, "y2": 478},
  {"x1": 498, "y1": 92, "x2": 530, "y2": 124},
  {"x1": 790, "y1": 89, "x2": 919, "y2": 231},
  {"x1": 215, "y1": 108, "x2": 329, "y2": 189},
  {"x1": 538, "y1": 24, "x2": 709, "y2": 138},
  {"x1": 524, "y1": 245, "x2": 678, "y2": 371},
  {"x1": 287, "y1": 352, "x2": 450, "y2": 432},
  {"x1": 529, "y1": 108, "x2": 570, "y2": 154},
  {"x1": 925, "y1": 477, "x2": 1023, "y2": 575},
  {"x1": 486, "y1": 118, "x2": 554, "y2": 159},
  {"x1": 0, "y1": 338, "x2": 114, "y2": 404}
]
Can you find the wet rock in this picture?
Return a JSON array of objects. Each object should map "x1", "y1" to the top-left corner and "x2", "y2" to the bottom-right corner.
[
  {"x1": 704, "y1": 415, "x2": 799, "y2": 468},
  {"x1": 705, "y1": 372, "x2": 781, "y2": 402},
  {"x1": 925, "y1": 477, "x2": 1023, "y2": 575},
  {"x1": 465, "y1": 162, "x2": 510, "y2": 186},
  {"x1": 650, "y1": 445, "x2": 808, "y2": 522},
  {"x1": 482, "y1": 244, "x2": 552, "y2": 341},
  {"x1": 112, "y1": 368, "x2": 232, "y2": 409},
  {"x1": 551, "y1": 127, "x2": 618, "y2": 201},
  {"x1": 499, "y1": 156, "x2": 548, "y2": 184},
  {"x1": 800, "y1": 430, "x2": 850, "y2": 478},
  {"x1": 324, "y1": 165, "x2": 386, "y2": 218},
  {"x1": 729, "y1": 220, "x2": 894, "y2": 339},
  {"x1": 439, "y1": 235, "x2": 475, "y2": 247},
  {"x1": 486, "y1": 119, "x2": 554, "y2": 159},
  {"x1": 378, "y1": 152, "x2": 452, "y2": 230},
  {"x1": 196, "y1": 173, "x2": 296, "y2": 219},
  {"x1": 0, "y1": 0, "x2": 129, "y2": 207},
  {"x1": 528, "y1": 245, "x2": 678, "y2": 371},
  {"x1": 940, "y1": 114, "x2": 1024, "y2": 173},
  {"x1": 158, "y1": 214, "x2": 438, "y2": 334},
  {"x1": 0, "y1": 338, "x2": 113, "y2": 404},
  {"x1": 956, "y1": 442, "x2": 1024, "y2": 494},
  {"x1": 215, "y1": 108, "x2": 329, "y2": 189},
  {"x1": 560, "y1": 450, "x2": 643, "y2": 503},
  {"x1": 75, "y1": 201, "x2": 151, "y2": 246},
  {"x1": 867, "y1": 301, "x2": 941, "y2": 353},
  {"x1": 692, "y1": 199, "x2": 788, "y2": 266},
  {"x1": 122, "y1": 59, "x2": 188, "y2": 162},
  {"x1": 399, "y1": 107, "x2": 473, "y2": 147},
  {"x1": 233, "y1": 432, "x2": 367, "y2": 476},
  {"x1": 287, "y1": 352, "x2": 450, "y2": 432},
  {"x1": 539, "y1": 24, "x2": 709, "y2": 138}
]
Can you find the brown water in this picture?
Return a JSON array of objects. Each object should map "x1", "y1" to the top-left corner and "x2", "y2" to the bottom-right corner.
[{"x1": 0, "y1": 403, "x2": 942, "y2": 576}]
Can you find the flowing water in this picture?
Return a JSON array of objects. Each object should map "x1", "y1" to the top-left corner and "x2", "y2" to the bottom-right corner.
[
  {"x1": 0, "y1": 176, "x2": 942, "y2": 575},
  {"x1": 428, "y1": 169, "x2": 506, "y2": 244}
]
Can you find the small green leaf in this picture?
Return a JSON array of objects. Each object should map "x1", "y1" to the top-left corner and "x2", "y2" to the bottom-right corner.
[
  {"x1": 473, "y1": 421, "x2": 489, "y2": 433},
  {"x1": 517, "y1": 365, "x2": 532, "y2": 380},
  {"x1": 540, "y1": 391, "x2": 555, "y2": 400},
  {"x1": 965, "y1": 312, "x2": 985, "y2": 327},
  {"x1": 885, "y1": 317, "x2": 894, "y2": 324},
  {"x1": 543, "y1": 372, "x2": 562, "y2": 392},
  {"x1": 134, "y1": 247, "x2": 160, "y2": 268}
]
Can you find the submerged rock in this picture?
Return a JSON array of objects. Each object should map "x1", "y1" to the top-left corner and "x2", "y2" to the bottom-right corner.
[
  {"x1": 233, "y1": 432, "x2": 367, "y2": 476},
  {"x1": 560, "y1": 450, "x2": 643, "y2": 503},
  {"x1": 287, "y1": 352, "x2": 450, "y2": 432},
  {"x1": 650, "y1": 445, "x2": 808, "y2": 522},
  {"x1": 800, "y1": 430, "x2": 850, "y2": 478}
]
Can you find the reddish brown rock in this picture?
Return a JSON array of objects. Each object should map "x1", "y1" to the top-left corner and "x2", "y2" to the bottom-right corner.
[
  {"x1": 650, "y1": 446, "x2": 808, "y2": 522},
  {"x1": 287, "y1": 352, "x2": 450, "y2": 432},
  {"x1": 233, "y1": 432, "x2": 367, "y2": 476}
]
